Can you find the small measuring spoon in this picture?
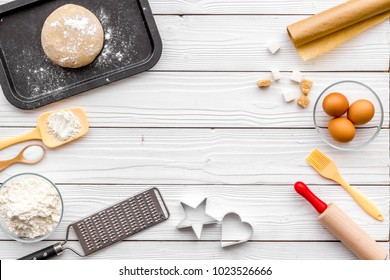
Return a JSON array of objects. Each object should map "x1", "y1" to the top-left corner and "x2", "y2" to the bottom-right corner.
[{"x1": 0, "y1": 144, "x2": 45, "y2": 171}]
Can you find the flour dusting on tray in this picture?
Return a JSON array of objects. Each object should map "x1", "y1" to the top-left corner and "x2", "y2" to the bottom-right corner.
[{"x1": 0, "y1": 0, "x2": 158, "y2": 109}]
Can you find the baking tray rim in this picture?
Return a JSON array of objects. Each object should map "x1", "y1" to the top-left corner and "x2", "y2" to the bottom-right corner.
[{"x1": 0, "y1": 0, "x2": 163, "y2": 110}]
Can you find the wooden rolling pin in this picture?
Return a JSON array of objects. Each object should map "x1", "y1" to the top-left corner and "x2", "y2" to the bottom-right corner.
[{"x1": 294, "y1": 181, "x2": 387, "y2": 260}]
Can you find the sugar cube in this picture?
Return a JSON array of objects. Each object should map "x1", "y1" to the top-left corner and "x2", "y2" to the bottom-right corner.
[
  {"x1": 267, "y1": 42, "x2": 280, "y2": 54},
  {"x1": 300, "y1": 79, "x2": 313, "y2": 96},
  {"x1": 271, "y1": 68, "x2": 281, "y2": 81},
  {"x1": 282, "y1": 89, "x2": 296, "y2": 103},
  {"x1": 290, "y1": 70, "x2": 303, "y2": 83},
  {"x1": 297, "y1": 95, "x2": 310, "y2": 108}
]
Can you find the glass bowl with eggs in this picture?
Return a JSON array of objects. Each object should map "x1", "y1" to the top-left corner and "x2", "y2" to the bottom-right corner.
[
  {"x1": 313, "y1": 80, "x2": 384, "y2": 150},
  {"x1": 0, "y1": 173, "x2": 63, "y2": 243}
]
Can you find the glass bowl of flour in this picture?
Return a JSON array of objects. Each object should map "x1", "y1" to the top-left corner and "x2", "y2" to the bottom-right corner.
[{"x1": 0, "y1": 173, "x2": 63, "y2": 243}]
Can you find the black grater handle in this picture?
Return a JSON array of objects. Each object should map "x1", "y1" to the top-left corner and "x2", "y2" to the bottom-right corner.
[{"x1": 18, "y1": 242, "x2": 63, "y2": 260}]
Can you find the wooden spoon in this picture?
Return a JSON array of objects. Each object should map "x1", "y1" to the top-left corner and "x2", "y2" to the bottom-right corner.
[
  {"x1": 0, "y1": 144, "x2": 45, "y2": 171},
  {"x1": 0, "y1": 108, "x2": 89, "y2": 151}
]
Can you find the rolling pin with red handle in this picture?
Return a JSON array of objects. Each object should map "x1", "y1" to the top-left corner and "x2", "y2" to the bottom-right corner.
[{"x1": 294, "y1": 181, "x2": 387, "y2": 260}]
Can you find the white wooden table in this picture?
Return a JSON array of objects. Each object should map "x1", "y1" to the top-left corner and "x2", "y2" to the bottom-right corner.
[{"x1": 0, "y1": 0, "x2": 389, "y2": 260}]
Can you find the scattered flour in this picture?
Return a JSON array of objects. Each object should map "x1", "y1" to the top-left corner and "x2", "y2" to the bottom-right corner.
[
  {"x1": 47, "y1": 110, "x2": 82, "y2": 141},
  {"x1": 95, "y1": 9, "x2": 135, "y2": 67},
  {"x1": 64, "y1": 16, "x2": 89, "y2": 30},
  {"x1": 115, "y1": 52, "x2": 123, "y2": 61},
  {"x1": 0, "y1": 174, "x2": 62, "y2": 239},
  {"x1": 63, "y1": 15, "x2": 97, "y2": 36}
]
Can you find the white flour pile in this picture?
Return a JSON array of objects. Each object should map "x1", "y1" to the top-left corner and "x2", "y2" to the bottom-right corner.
[
  {"x1": 47, "y1": 110, "x2": 82, "y2": 141},
  {"x1": 0, "y1": 174, "x2": 62, "y2": 239}
]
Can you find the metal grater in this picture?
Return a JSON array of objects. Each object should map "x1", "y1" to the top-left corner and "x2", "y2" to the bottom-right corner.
[
  {"x1": 72, "y1": 188, "x2": 168, "y2": 256},
  {"x1": 18, "y1": 188, "x2": 169, "y2": 260}
]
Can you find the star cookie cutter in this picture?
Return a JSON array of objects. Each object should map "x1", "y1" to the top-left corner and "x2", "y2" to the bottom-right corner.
[{"x1": 177, "y1": 198, "x2": 218, "y2": 239}]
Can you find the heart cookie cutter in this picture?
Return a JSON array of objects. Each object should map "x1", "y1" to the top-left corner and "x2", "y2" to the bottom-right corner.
[
  {"x1": 177, "y1": 197, "x2": 254, "y2": 247},
  {"x1": 220, "y1": 212, "x2": 254, "y2": 248}
]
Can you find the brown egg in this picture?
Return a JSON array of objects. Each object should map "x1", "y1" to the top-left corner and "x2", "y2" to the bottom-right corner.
[
  {"x1": 322, "y1": 92, "x2": 349, "y2": 117},
  {"x1": 328, "y1": 117, "x2": 355, "y2": 143},
  {"x1": 347, "y1": 99, "x2": 375, "y2": 125}
]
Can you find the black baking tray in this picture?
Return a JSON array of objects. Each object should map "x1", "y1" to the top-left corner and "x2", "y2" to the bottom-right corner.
[{"x1": 0, "y1": 0, "x2": 162, "y2": 109}]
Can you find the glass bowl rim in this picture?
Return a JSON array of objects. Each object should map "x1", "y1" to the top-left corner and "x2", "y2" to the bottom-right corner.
[
  {"x1": 0, "y1": 173, "x2": 64, "y2": 243},
  {"x1": 313, "y1": 80, "x2": 384, "y2": 151}
]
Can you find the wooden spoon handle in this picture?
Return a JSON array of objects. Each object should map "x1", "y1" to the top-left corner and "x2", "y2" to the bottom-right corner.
[
  {"x1": 0, "y1": 128, "x2": 42, "y2": 151},
  {"x1": 0, "y1": 159, "x2": 16, "y2": 171}
]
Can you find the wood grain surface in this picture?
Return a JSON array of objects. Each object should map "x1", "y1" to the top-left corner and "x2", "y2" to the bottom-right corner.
[
  {"x1": 147, "y1": 0, "x2": 348, "y2": 15},
  {"x1": 4, "y1": 241, "x2": 389, "y2": 260},
  {"x1": 0, "y1": 0, "x2": 388, "y2": 260},
  {"x1": 153, "y1": 16, "x2": 388, "y2": 71},
  {"x1": 0, "y1": 72, "x2": 388, "y2": 128},
  {"x1": 0, "y1": 128, "x2": 388, "y2": 185},
  {"x1": 1, "y1": 184, "x2": 387, "y2": 240}
]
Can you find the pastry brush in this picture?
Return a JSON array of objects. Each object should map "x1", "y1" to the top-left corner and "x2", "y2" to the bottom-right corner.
[{"x1": 306, "y1": 148, "x2": 383, "y2": 222}]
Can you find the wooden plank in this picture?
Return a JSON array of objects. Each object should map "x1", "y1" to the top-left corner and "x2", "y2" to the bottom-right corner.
[
  {"x1": 0, "y1": 14, "x2": 386, "y2": 71},
  {"x1": 0, "y1": 128, "x2": 388, "y2": 185},
  {"x1": 0, "y1": 184, "x2": 387, "y2": 240},
  {"x1": 153, "y1": 16, "x2": 389, "y2": 71},
  {"x1": 1, "y1": 240, "x2": 388, "y2": 260},
  {"x1": 0, "y1": 72, "x2": 388, "y2": 128},
  {"x1": 147, "y1": 0, "x2": 346, "y2": 15},
  {"x1": 0, "y1": 1, "x2": 355, "y2": 15}
]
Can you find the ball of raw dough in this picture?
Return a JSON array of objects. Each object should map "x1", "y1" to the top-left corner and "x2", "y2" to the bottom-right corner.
[{"x1": 41, "y1": 4, "x2": 104, "y2": 68}]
